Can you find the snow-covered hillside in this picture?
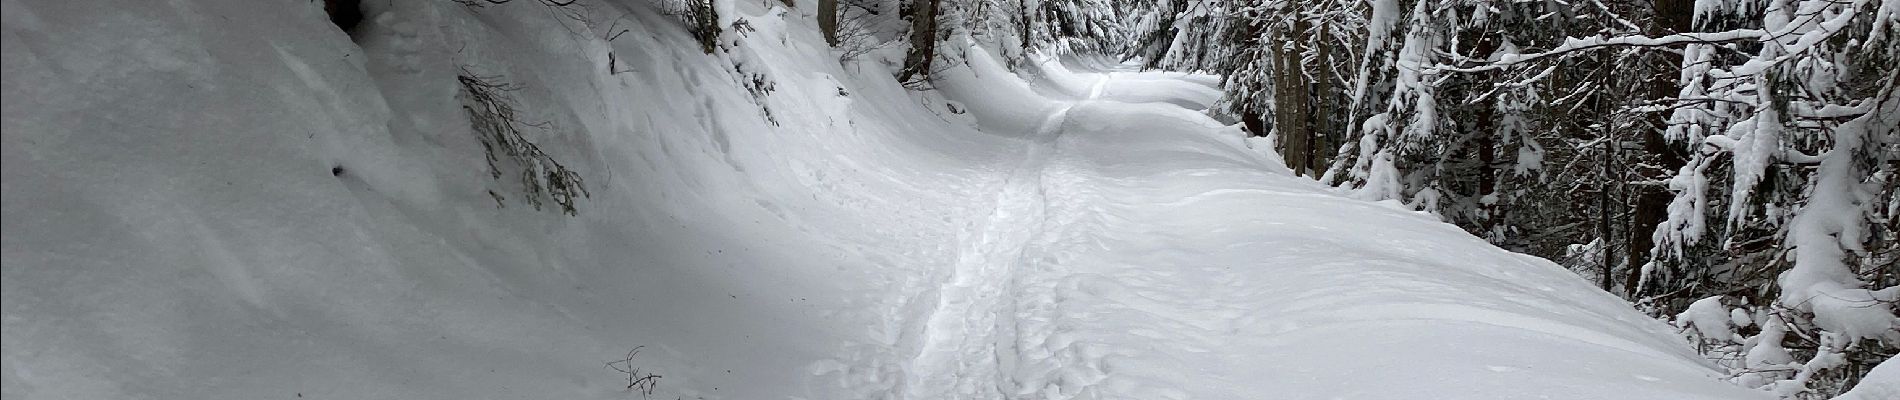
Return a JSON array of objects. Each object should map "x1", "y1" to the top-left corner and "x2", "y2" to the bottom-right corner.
[{"x1": 1, "y1": 0, "x2": 1810, "y2": 398}]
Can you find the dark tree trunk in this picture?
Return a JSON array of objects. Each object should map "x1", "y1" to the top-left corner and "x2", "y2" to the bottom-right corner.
[
  {"x1": 1626, "y1": 0, "x2": 1693, "y2": 298},
  {"x1": 1019, "y1": 1, "x2": 1034, "y2": 57},
  {"x1": 1476, "y1": 123, "x2": 1497, "y2": 233},
  {"x1": 819, "y1": 0, "x2": 839, "y2": 46},
  {"x1": 1238, "y1": 12, "x2": 1269, "y2": 141},
  {"x1": 1600, "y1": 139, "x2": 1619, "y2": 293},
  {"x1": 1309, "y1": 31, "x2": 1333, "y2": 173},
  {"x1": 1467, "y1": 29, "x2": 1503, "y2": 237},
  {"x1": 898, "y1": 0, "x2": 943, "y2": 82},
  {"x1": 1272, "y1": 9, "x2": 1313, "y2": 176}
]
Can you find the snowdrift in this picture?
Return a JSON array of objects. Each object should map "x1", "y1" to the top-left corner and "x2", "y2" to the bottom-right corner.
[{"x1": 2, "y1": 0, "x2": 1772, "y2": 399}]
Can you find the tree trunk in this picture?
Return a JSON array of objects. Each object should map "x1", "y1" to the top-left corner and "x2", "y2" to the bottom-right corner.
[
  {"x1": 898, "y1": 0, "x2": 943, "y2": 82},
  {"x1": 1467, "y1": 29, "x2": 1502, "y2": 238},
  {"x1": 1626, "y1": 0, "x2": 1693, "y2": 298},
  {"x1": 691, "y1": 0, "x2": 722, "y2": 54},
  {"x1": 1018, "y1": 1, "x2": 1033, "y2": 57},
  {"x1": 1272, "y1": 10, "x2": 1313, "y2": 176},
  {"x1": 1599, "y1": 139, "x2": 1618, "y2": 293},
  {"x1": 818, "y1": 0, "x2": 839, "y2": 46},
  {"x1": 1476, "y1": 122, "x2": 1497, "y2": 234},
  {"x1": 1309, "y1": 29, "x2": 1333, "y2": 173},
  {"x1": 1237, "y1": 12, "x2": 1268, "y2": 141}
]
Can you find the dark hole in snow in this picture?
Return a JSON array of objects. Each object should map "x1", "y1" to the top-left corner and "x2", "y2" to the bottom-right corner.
[
  {"x1": 322, "y1": 0, "x2": 363, "y2": 36},
  {"x1": 331, "y1": 166, "x2": 345, "y2": 176}
]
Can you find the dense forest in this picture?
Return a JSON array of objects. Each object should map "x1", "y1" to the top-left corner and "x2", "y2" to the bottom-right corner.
[{"x1": 1112, "y1": 0, "x2": 1899, "y2": 395}]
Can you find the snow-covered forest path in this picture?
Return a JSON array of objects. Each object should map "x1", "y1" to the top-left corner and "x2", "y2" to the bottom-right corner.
[
  {"x1": 890, "y1": 66, "x2": 1245, "y2": 398},
  {"x1": 869, "y1": 61, "x2": 1768, "y2": 399},
  {"x1": 0, "y1": 2, "x2": 1854, "y2": 399},
  {"x1": 901, "y1": 82, "x2": 1084, "y2": 398},
  {"x1": 895, "y1": 64, "x2": 1310, "y2": 398}
]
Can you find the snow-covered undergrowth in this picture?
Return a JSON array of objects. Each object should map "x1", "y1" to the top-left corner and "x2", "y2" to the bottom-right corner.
[{"x1": 0, "y1": 0, "x2": 1820, "y2": 398}]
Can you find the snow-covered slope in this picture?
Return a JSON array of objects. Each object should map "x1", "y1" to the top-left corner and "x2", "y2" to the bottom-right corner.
[{"x1": 3, "y1": 0, "x2": 1770, "y2": 399}]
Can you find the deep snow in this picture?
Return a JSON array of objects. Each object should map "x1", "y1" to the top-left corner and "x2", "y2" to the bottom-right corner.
[{"x1": 2, "y1": 0, "x2": 1793, "y2": 399}]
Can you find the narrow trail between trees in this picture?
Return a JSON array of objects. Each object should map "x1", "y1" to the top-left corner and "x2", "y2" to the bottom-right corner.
[
  {"x1": 866, "y1": 62, "x2": 1758, "y2": 399},
  {"x1": 0, "y1": 2, "x2": 1813, "y2": 399},
  {"x1": 900, "y1": 74, "x2": 1104, "y2": 399},
  {"x1": 895, "y1": 66, "x2": 1280, "y2": 399}
]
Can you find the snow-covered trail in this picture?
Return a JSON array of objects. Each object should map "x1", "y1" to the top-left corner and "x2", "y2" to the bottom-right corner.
[
  {"x1": 1, "y1": 2, "x2": 1786, "y2": 399},
  {"x1": 901, "y1": 95, "x2": 1075, "y2": 399},
  {"x1": 893, "y1": 66, "x2": 1262, "y2": 399},
  {"x1": 900, "y1": 72, "x2": 1123, "y2": 398},
  {"x1": 882, "y1": 61, "x2": 1772, "y2": 399}
]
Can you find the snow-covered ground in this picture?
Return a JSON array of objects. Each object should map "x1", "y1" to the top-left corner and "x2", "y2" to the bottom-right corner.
[{"x1": 2, "y1": 0, "x2": 1798, "y2": 399}]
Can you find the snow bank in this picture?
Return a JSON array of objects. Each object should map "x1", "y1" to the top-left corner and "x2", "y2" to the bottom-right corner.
[
  {"x1": 5, "y1": 0, "x2": 1005, "y2": 398},
  {"x1": 4, "y1": 0, "x2": 1771, "y2": 399}
]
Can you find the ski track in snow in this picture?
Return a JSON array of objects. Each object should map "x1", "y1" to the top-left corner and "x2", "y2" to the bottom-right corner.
[
  {"x1": 900, "y1": 75, "x2": 1106, "y2": 399},
  {"x1": 899, "y1": 69, "x2": 1260, "y2": 399},
  {"x1": 990, "y1": 71, "x2": 1250, "y2": 399}
]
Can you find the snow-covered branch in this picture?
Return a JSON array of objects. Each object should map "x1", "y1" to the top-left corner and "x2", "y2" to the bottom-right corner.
[{"x1": 1432, "y1": 30, "x2": 1768, "y2": 73}]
